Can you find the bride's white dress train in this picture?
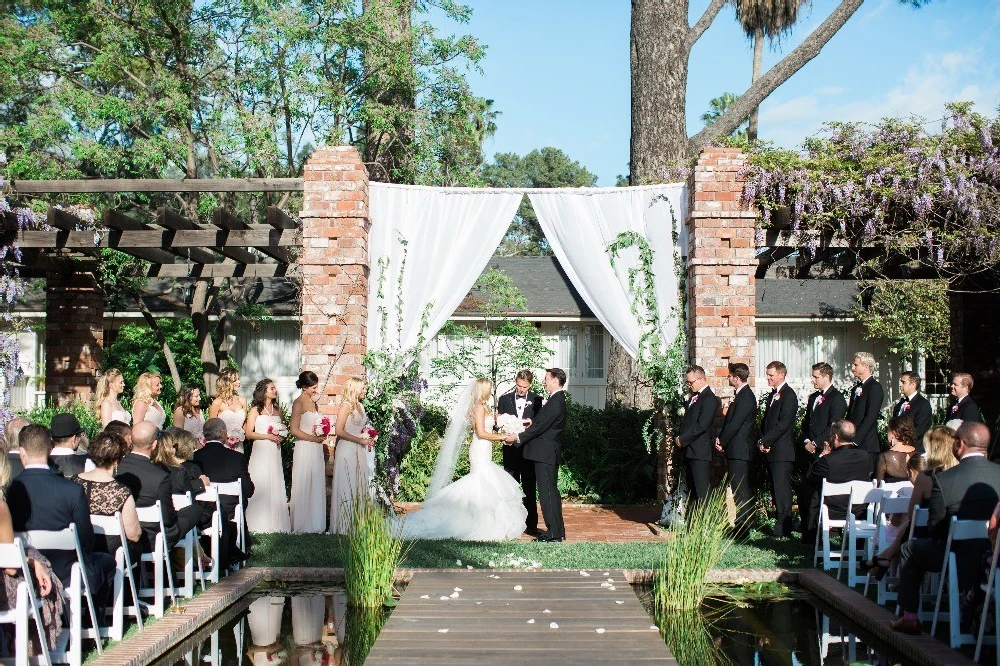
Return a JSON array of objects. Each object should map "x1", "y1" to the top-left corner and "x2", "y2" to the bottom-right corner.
[{"x1": 400, "y1": 435, "x2": 527, "y2": 541}]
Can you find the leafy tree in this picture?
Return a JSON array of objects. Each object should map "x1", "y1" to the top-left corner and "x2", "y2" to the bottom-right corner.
[
  {"x1": 430, "y1": 268, "x2": 552, "y2": 410},
  {"x1": 482, "y1": 147, "x2": 598, "y2": 256},
  {"x1": 854, "y1": 279, "x2": 951, "y2": 373},
  {"x1": 701, "y1": 93, "x2": 748, "y2": 139}
]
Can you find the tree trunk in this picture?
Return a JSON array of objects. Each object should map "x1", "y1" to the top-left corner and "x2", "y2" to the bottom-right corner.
[
  {"x1": 748, "y1": 27, "x2": 763, "y2": 142},
  {"x1": 629, "y1": 0, "x2": 694, "y2": 179},
  {"x1": 606, "y1": 342, "x2": 655, "y2": 409},
  {"x1": 191, "y1": 280, "x2": 221, "y2": 395},
  {"x1": 137, "y1": 297, "x2": 182, "y2": 391}
]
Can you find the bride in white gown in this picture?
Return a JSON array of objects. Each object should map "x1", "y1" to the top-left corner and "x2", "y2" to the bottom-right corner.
[{"x1": 400, "y1": 378, "x2": 527, "y2": 541}]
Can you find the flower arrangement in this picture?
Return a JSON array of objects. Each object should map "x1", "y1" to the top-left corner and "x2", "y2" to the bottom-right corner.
[
  {"x1": 267, "y1": 423, "x2": 289, "y2": 438},
  {"x1": 495, "y1": 413, "x2": 525, "y2": 435},
  {"x1": 313, "y1": 416, "x2": 332, "y2": 437}
]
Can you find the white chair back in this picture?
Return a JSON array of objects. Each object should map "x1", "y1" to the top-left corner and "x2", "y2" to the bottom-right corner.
[
  {"x1": 879, "y1": 480, "x2": 914, "y2": 495},
  {"x1": 214, "y1": 480, "x2": 243, "y2": 499},
  {"x1": 90, "y1": 511, "x2": 144, "y2": 638},
  {"x1": 174, "y1": 492, "x2": 193, "y2": 510},
  {"x1": 135, "y1": 503, "x2": 164, "y2": 525},
  {"x1": 931, "y1": 516, "x2": 992, "y2": 644},
  {"x1": 0, "y1": 537, "x2": 53, "y2": 666}
]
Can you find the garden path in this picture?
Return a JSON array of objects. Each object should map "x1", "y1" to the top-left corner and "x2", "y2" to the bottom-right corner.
[{"x1": 364, "y1": 569, "x2": 676, "y2": 664}]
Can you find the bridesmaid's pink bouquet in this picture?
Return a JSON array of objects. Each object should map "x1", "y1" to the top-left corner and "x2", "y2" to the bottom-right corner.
[
  {"x1": 267, "y1": 423, "x2": 289, "y2": 438},
  {"x1": 313, "y1": 416, "x2": 332, "y2": 437},
  {"x1": 364, "y1": 427, "x2": 378, "y2": 439},
  {"x1": 225, "y1": 436, "x2": 241, "y2": 450}
]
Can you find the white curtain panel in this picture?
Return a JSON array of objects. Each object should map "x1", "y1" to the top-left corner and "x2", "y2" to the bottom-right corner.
[
  {"x1": 367, "y1": 183, "x2": 523, "y2": 352},
  {"x1": 528, "y1": 184, "x2": 688, "y2": 359}
]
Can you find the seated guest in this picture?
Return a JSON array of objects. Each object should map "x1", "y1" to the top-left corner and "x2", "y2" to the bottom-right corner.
[
  {"x1": 0, "y1": 451, "x2": 64, "y2": 655},
  {"x1": 797, "y1": 420, "x2": 872, "y2": 545},
  {"x1": 72, "y1": 431, "x2": 142, "y2": 562},
  {"x1": 892, "y1": 422, "x2": 1000, "y2": 634},
  {"x1": 3, "y1": 417, "x2": 29, "y2": 478},
  {"x1": 876, "y1": 416, "x2": 917, "y2": 483},
  {"x1": 171, "y1": 429, "x2": 211, "y2": 496},
  {"x1": 7, "y1": 424, "x2": 114, "y2": 606},
  {"x1": 116, "y1": 421, "x2": 200, "y2": 551},
  {"x1": 194, "y1": 418, "x2": 254, "y2": 567},
  {"x1": 155, "y1": 428, "x2": 212, "y2": 568},
  {"x1": 103, "y1": 420, "x2": 132, "y2": 447},
  {"x1": 48, "y1": 413, "x2": 90, "y2": 478}
]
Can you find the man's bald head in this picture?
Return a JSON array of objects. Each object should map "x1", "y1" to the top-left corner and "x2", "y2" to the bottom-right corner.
[
  {"x1": 131, "y1": 421, "x2": 160, "y2": 453},
  {"x1": 3, "y1": 417, "x2": 30, "y2": 452},
  {"x1": 956, "y1": 421, "x2": 990, "y2": 453}
]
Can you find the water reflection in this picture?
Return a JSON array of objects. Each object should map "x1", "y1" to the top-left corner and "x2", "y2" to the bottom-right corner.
[
  {"x1": 158, "y1": 587, "x2": 387, "y2": 666},
  {"x1": 656, "y1": 597, "x2": 906, "y2": 666}
]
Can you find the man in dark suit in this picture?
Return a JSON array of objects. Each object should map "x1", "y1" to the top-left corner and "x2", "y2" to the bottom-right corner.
[
  {"x1": 802, "y1": 362, "x2": 847, "y2": 461},
  {"x1": 117, "y1": 421, "x2": 201, "y2": 551},
  {"x1": 894, "y1": 371, "x2": 933, "y2": 450},
  {"x1": 891, "y1": 422, "x2": 1000, "y2": 635},
  {"x1": 797, "y1": 420, "x2": 872, "y2": 544},
  {"x1": 847, "y1": 352, "x2": 885, "y2": 466},
  {"x1": 48, "y1": 412, "x2": 90, "y2": 478},
  {"x1": 3, "y1": 416, "x2": 29, "y2": 478},
  {"x1": 948, "y1": 372, "x2": 981, "y2": 423},
  {"x1": 8, "y1": 424, "x2": 115, "y2": 606},
  {"x1": 758, "y1": 361, "x2": 798, "y2": 538},
  {"x1": 676, "y1": 365, "x2": 719, "y2": 506},
  {"x1": 715, "y1": 362, "x2": 756, "y2": 532},
  {"x1": 497, "y1": 369, "x2": 544, "y2": 535},
  {"x1": 505, "y1": 368, "x2": 567, "y2": 542},
  {"x1": 194, "y1": 418, "x2": 255, "y2": 566}
]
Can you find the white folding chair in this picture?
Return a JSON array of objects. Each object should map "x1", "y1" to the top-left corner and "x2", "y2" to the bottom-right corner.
[
  {"x1": 878, "y1": 479, "x2": 914, "y2": 495},
  {"x1": 194, "y1": 487, "x2": 224, "y2": 585},
  {"x1": 135, "y1": 501, "x2": 176, "y2": 618},
  {"x1": 0, "y1": 537, "x2": 52, "y2": 666},
  {"x1": 862, "y1": 492, "x2": 914, "y2": 604},
  {"x1": 214, "y1": 481, "x2": 246, "y2": 572},
  {"x1": 19, "y1": 525, "x2": 103, "y2": 666},
  {"x1": 90, "y1": 512, "x2": 143, "y2": 640},
  {"x1": 172, "y1": 493, "x2": 204, "y2": 596},
  {"x1": 814, "y1": 479, "x2": 875, "y2": 571},
  {"x1": 974, "y1": 534, "x2": 1000, "y2": 662},
  {"x1": 838, "y1": 485, "x2": 882, "y2": 587},
  {"x1": 931, "y1": 516, "x2": 990, "y2": 648}
]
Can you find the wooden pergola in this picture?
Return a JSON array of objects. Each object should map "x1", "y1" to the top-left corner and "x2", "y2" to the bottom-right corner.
[{"x1": 3, "y1": 178, "x2": 307, "y2": 279}]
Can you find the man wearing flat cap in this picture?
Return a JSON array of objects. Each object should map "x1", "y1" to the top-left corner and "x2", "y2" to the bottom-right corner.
[{"x1": 49, "y1": 413, "x2": 91, "y2": 478}]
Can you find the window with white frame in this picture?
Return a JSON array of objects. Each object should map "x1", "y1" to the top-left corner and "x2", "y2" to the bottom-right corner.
[
  {"x1": 557, "y1": 325, "x2": 579, "y2": 379},
  {"x1": 584, "y1": 325, "x2": 605, "y2": 379}
]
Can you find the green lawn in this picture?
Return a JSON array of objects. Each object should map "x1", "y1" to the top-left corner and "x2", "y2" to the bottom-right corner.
[{"x1": 250, "y1": 530, "x2": 811, "y2": 570}]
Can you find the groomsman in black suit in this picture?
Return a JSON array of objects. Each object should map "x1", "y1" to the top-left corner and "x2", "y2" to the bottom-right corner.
[
  {"x1": 675, "y1": 365, "x2": 719, "y2": 506},
  {"x1": 802, "y1": 362, "x2": 847, "y2": 460},
  {"x1": 497, "y1": 369, "x2": 544, "y2": 535},
  {"x1": 895, "y1": 371, "x2": 932, "y2": 450},
  {"x1": 948, "y1": 372, "x2": 981, "y2": 423},
  {"x1": 48, "y1": 413, "x2": 90, "y2": 478},
  {"x1": 505, "y1": 368, "x2": 568, "y2": 542},
  {"x1": 715, "y1": 362, "x2": 756, "y2": 531},
  {"x1": 758, "y1": 361, "x2": 798, "y2": 538},
  {"x1": 194, "y1": 418, "x2": 255, "y2": 566},
  {"x1": 847, "y1": 352, "x2": 885, "y2": 466}
]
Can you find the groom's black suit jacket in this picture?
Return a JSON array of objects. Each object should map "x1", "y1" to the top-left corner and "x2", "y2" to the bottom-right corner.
[
  {"x1": 516, "y1": 390, "x2": 566, "y2": 466},
  {"x1": 497, "y1": 390, "x2": 543, "y2": 422}
]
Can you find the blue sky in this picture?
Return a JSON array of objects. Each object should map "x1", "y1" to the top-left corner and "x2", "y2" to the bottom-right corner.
[{"x1": 432, "y1": 1, "x2": 1000, "y2": 185}]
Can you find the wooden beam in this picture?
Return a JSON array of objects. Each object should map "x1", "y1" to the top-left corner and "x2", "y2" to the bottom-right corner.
[
  {"x1": 10, "y1": 178, "x2": 303, "y2": 194},
  {"x1": 147, "y1": 262, "x2": 299, "y2": 278},
  {"x1": 760, "y1": 229, "x2": 854, "y2": 249},
  {"x1": 105, "y1": 209, "x2": 219, "y2": 265},
  {"x1": 14, "y1": 226, "x2": 300, "y2": 249},
  {"x1": 102, "y1": 209, "x2": 151, "y2": 231},
  {"x1": 156, "y1": 208, "x2": 202, "y2": 230},
  {"x1": 266, "y1": 206, "x2": 300, "y2": 230},
  {"x1": 212, "y1": 209, "x2": 294, "y2": 264}
]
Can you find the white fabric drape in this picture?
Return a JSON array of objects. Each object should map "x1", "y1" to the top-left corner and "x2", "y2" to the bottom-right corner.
[
  {"x1": 367, "y1": 183, "x2": 523, "y2": 352},
  {"x1": 528, "y1": 184, "x2": 688, "y2": 359}
]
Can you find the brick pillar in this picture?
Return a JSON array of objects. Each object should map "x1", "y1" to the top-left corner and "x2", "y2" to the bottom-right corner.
[
  {"x1": 687, "y1": 147, "x2": 757, "y2": 394},
  {"x1": 299, "y1": 147, "x2": 370, "y2": 414},
  {"x1": 45, "y1": 268, "x2": 103, "y2": 406}
]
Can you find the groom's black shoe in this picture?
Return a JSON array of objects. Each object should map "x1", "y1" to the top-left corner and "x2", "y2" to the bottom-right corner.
[
  {"x1": 524, "y1": 527, "x2": 543, "y2": 537},
  {"x1": 536, "y1": 534, "x2": 565, "y2": 543}
]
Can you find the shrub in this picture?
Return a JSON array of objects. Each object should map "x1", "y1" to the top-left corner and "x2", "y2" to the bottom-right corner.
[{"x1": 23, "y1": 401, "x2": 103, "y2": 440}]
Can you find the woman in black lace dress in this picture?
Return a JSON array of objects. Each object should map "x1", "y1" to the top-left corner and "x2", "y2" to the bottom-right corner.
[
  {"x1": 875, "y1": 416, "x2": 917, "y2": 483},
  {"x1": 73, "y1": 431, "x2": 142, "y2": 561}
]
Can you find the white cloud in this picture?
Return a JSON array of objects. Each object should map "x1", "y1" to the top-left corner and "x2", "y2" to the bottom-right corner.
[{"x1": 759, "y1": 48, "x2": 1000, "y2": 148}]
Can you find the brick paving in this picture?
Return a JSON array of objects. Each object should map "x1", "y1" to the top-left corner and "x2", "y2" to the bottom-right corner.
[{"x1": 397, "y1": 503, "x2": 665, "y2": 543}]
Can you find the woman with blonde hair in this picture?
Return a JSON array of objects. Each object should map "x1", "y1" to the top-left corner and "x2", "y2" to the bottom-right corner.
[
  {"x1": 153, "y1": 428, "x2": 211, "y2": 567},
  {"x1": 867, "y1": 425, "x2": 960, "y2": 574},
  {"x1": 95, "y1": 369, "x2": 130, "y2": 426},
  {"x1": 399, "y1": 378, "x2": 527, "y2": 540},
  {"x1": 132, "y1": 372, "x2": 166, "y2": 428},
  {"x1": 173, "y1": 385, "x2": 205, "y2": 441},
  {"x1": 210, "y1": 367, "x2": 247, "y2": 452},
  {"x1": 289, "y1": 371, "x2": 329, "y2": 533},
  {"x1": 329, "y1": 376, "x2": 375, "y2": 534}
]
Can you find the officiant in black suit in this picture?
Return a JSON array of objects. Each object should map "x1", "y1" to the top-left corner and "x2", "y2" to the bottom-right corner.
[
  {"x1": 715, "y1": 363, "x2": 756, "y2": 531},
  {"x1": 802, "y1": 362, "x2": 847, "y2": 461},
  {"x1": 497, "y1": 369, "x2": 544, "y2": 535},
  {"x1": 676, "y1": 365, "x2": 719, "y2": 506},
  {"x1": 894, "y1": 371, "x2": 932, "y2": 450},
  {"x1": 505, "y1": 368, "x2": 567, "y2": 542}
]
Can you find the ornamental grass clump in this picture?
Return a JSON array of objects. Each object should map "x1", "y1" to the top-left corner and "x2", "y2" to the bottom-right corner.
[
  {"x1": 341, "y1": 483, "x2": 406, "y2": 608},
  {"x1": 654, "y1": 483, "x2": 734, "y2": 612}
]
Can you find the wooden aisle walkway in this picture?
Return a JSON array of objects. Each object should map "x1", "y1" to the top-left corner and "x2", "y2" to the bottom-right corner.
[{"x1": 365, "y1": 570, "x2": 676, "y2": 665}]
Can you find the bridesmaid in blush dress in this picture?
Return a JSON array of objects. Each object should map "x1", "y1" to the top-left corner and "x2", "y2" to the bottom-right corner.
[
  {"x1": 329, "y1": 376, "x2": 374, "y2": 535},
  {"x1": 210, "y1": 367, "x2": 248, "y2": 453},
  {"x1": 245, "y1": 378, "x2": 291, "y2": 534},
  {"x1": 95, "y1": 369, "x2": 130, "y2": 426},
  {"x1": 131, "y1": 372, "x2": 166, "y2": 428},
  {"x1": 289, "y1": 371, "x2": 329, "y2": 534},
  {"x1": 172, "y1": 385, "x2": 205, "y2": 442}
]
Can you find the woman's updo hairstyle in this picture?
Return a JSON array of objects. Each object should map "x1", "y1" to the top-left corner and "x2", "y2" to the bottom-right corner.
[{"x1": 296, "y1": 371, "x2": 319, "y2": 390}]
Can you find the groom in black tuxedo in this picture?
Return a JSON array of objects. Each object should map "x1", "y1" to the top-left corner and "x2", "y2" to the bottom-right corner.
[
  {"x1": 497, "y1": 369, "x2": 544, "y2": 535},
  {"x1": 505, "y1": 368, "x2": 567, "y2": 542}
]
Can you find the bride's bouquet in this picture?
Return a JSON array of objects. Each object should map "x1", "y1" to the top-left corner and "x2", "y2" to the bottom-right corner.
[{"x1": 495, "y1": 413, "x2": 526, "y2": 435}]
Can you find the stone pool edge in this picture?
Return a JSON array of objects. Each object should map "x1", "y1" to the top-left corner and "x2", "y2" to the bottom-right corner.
[{"x1": 93, "y1": 566, "x2": 975, "y2": 666}]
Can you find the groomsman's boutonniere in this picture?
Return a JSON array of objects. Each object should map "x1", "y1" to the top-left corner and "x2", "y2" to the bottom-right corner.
[
  {"x1": 771, "y1": 392, "x2": 780, "y2": 401},
  {"x1": 541, "y1": 398, "x2": 548, "y2": 407},
  {"x1": 815, "y1": 395, "x2": 825, "y2": 407},
  {"x1": 855, "y1": 385, "x2": 863, "y2": 397},
  {"x1": 902, "y1": 403, "x2": 911, "y2": 412},
  {"x1": 951, "y1": 403, "x2": 959, "y2": 413},
  {"x1": 690, "y1": 394, "x2": 700, "y2": 405}
]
